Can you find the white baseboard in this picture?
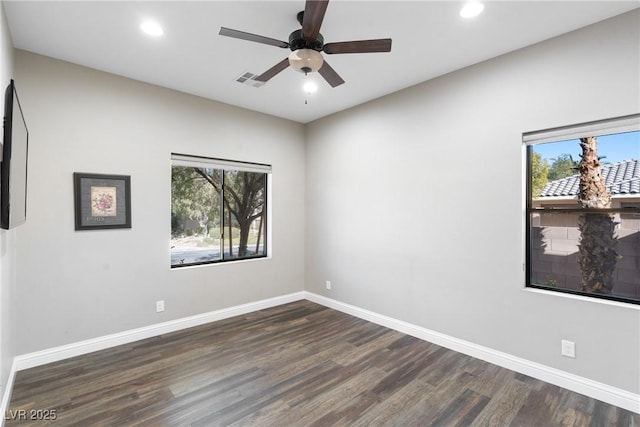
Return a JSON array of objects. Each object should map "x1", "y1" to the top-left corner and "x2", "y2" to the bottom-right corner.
[
  {"x1": 7, "y1": 290, "x2": 638, "y2": 415},
  {"x1": 14, "y1": 291, "x2": 305, "y2": 371},
  {"x1": 304, "y1": 292, "x2": 640, "y2": 414},
  {"x1": 0, "y1": 360, "x2": 18, "y2": 427}
]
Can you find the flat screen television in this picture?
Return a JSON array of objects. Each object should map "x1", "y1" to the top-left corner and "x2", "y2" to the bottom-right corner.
[{"x1": 1, "y1": 79, "x2": 29, "y2": 230}]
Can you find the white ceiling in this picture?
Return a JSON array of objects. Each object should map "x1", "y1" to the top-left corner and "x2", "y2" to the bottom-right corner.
[{"x1": 4, "y1": 1, "x2": 639, "y2": 124}]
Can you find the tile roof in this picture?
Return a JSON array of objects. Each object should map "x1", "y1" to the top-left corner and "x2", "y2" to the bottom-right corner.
[{"x1": 539, "y1": 159, "x2": 640, "y2": 198}]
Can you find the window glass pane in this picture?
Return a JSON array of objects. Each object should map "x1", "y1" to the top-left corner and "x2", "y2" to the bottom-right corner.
[
  {"x1": 530, "y1": 130, "x2": 639, "y2": 203},
  {"x1": 526, "y1": 126, "x2": 639, "y2": 304},
  {"x1": 222, "y1": 170, "x2": 267, "y2": 260},
  {"x1": 171, "y1": 166, "x2": 222, "y2": 266},
  {"x1": 171, "y1": 155, "x2": 269, "y2": 267},
  {"x1": 529, "y1": 211, "x2": 640, "y2": 303}
]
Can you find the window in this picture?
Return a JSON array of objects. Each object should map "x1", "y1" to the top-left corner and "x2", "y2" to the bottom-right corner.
[
  {"x1": 525, "y1": 114, "x2": 640, "y2": 304},
  {"x1": 171, "y1": 154, "x2": 270, "y2": 268}
]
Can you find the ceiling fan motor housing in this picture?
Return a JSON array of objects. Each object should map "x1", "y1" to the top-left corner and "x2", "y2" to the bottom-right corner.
[{"x1": 288, "y1": 29, "x2": 324, "y2": 52}]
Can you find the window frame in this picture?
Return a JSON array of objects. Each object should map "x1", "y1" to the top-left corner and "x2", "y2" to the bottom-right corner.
[
  {"x1": 170, "y1": 153, "x2": 271, "y2": 269},
  {"x1": 524, "y1": 114, "x2": 640, "y2": 305}
]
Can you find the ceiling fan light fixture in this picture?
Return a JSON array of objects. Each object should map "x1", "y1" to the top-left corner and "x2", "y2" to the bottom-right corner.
[{"x1": 289, "y1": 49, "x2": 324, "y2": 74}]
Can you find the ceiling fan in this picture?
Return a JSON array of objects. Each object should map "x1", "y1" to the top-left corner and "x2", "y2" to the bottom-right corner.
[{"x1": 219, "y1": 0, "x2": 392, "y2": 88}]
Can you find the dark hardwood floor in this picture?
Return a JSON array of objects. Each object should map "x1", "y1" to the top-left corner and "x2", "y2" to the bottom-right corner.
[{"x1": 6, "y1": 300, "x2": 638, "y2": 426}]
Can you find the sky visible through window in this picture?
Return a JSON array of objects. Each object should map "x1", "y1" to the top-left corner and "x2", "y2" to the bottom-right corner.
[{"x1": 533, "y1": 130, "x2": 639, "y2": 164}]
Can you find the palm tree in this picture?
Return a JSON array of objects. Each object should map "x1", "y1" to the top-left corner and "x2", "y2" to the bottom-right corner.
[{"x1": 576, "y1": 136, "x2": 619, "y2": 293}]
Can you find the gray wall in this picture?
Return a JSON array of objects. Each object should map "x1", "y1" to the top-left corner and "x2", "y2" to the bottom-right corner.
[
  {"x1": 0, "y1": 0, "x2": 16, "y2": 400},
  {"x1": 305, "y1": 10, "x2": 640, "y2": 394},
  {"x1": 14, "y1": 51, "x2": 306, "y2": 354}
]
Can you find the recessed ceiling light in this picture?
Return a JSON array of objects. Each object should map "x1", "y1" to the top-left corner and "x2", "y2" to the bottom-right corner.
[
  {"x1": 303, "y1": 81, "x2": 318, "y2": 94},
  {"x1": 140, "y1": 20, "x2": 163, "y2": 37},
  {"x1": 460, "y1": 2, "x2": 484, "y2": 19}
]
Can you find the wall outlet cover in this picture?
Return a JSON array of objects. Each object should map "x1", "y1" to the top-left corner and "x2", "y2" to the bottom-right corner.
[{"x1": 561, "y1": 340, "x2": 575, "y2": 358}]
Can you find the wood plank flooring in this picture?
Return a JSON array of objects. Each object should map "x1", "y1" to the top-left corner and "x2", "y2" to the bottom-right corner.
[{"x1": 6, "y1": 301, "x2": 638, "y2": 426}]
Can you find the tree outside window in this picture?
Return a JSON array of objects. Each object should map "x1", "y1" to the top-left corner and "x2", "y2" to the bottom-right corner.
[{"x1": 171, "y1": 155, "x2": 269, "y2": 267}]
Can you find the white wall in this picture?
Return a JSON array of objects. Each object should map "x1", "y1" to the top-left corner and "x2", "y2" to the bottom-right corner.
[
  {"x1": 0, "y1": 0, "x2": 16, "y2": 401},
  {"x1": 305, "y1": 10, "x2": 640, "y2": 394},
  {"x1": 14, "y1": 51, "x2": 305, "y2": 354}
]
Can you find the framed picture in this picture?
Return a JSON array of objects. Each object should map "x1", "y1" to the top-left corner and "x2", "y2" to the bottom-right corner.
[{"x1": 73, "y1": 173, "x2": 131, "y2": 230}]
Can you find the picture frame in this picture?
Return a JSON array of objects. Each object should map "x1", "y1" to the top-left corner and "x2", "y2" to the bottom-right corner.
[{"x1": 73, "y1": 172, "x2": 131, "y2": 230}]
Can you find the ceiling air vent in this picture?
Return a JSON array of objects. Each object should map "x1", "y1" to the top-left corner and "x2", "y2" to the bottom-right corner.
[{"x1": 235, "y1": 72, "x2": 265, "y2": 88}]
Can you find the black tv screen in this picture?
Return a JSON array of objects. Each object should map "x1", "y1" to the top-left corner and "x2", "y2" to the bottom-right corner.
[{"x1": 1, "y1": 79, "x2": 29, "y2": 230}]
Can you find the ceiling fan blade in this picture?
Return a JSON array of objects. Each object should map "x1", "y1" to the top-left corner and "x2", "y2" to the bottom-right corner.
[
  {"x1": 323, "y1": 39, "x2": 392, "y2": 54},
  {"x1": 302, "y1": 0, "x2": 329, "y2": 42},
  {"x1": 318, "y1": 60, "x2": 345, "y2": 87},
  {"x1": 256, "y1": 58, "x2": 290, "y2": 82},
  {"x1": 219, "y1": 27, "x2": 289, "y2": 49}
]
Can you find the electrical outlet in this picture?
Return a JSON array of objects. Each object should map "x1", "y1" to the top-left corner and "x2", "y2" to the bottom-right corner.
[
  {"x1": 156, "y1": 300, "x2": 165, "y2": 313},
  {"x1": 561, "y1": 340, "x2": 575, "y2": 358},
  {"x1": 326, "y1": 280, "x2": 331, "y2": 290}
]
